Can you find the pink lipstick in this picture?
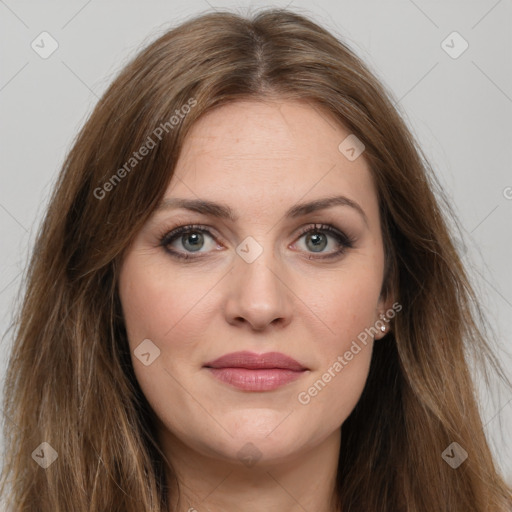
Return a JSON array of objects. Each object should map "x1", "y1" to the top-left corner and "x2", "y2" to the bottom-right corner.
[{"x1": 204, "y1": 351, "x2": 308, "y2": 391}]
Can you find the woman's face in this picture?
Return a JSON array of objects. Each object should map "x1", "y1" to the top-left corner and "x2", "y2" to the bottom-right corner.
[{"x1": 119, "y1": 99, "x2": 392, "y2": 467}]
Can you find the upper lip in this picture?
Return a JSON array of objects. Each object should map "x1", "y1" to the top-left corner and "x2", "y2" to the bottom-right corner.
[{"x1": 204, "y1": 351, "x2": 308, "y2": 371}]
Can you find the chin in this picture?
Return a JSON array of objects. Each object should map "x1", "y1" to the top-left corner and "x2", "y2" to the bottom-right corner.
[
  {"x1": 205, "y1": 434, "x2": 305, "y2": 468},
  {"x1": 186, "y1": 411, "x2": 327, "y2": 467}
]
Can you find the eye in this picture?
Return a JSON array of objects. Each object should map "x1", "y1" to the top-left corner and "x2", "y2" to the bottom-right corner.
[
  {"x1": 159, "y1": 224, "x2": 220, "y2": 259},
  {"x1": 159, "y1": 223, "x2": 355, "y2": 260},
  {"x1": 292, "y1": 223, "x2": 355, "y2": 259}
]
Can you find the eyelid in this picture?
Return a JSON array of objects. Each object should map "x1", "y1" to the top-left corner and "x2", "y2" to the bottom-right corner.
[
  {"x1": 159, "y1": 223, "x2": 222, "y2": 248},
  {"x1": 294, "y1": 223, "x2": 354, "y2": 245}
]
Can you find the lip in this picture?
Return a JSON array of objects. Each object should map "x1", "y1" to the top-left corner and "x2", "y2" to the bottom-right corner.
[{"x1": 203, "y1": 351, "x2": 309, "y2": 391}]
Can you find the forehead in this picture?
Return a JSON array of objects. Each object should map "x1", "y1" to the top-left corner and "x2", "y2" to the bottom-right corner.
[
  {"x1": 180, "y1": 99, "x2": 350, "y2": 161},
  {"x1": 166, "y1": 100, "x2": 379, "y2": 227}
]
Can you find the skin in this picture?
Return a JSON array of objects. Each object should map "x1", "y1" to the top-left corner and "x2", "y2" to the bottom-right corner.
[{"x1": 118, "y1": 99, "x2": 393, "y2": 512}]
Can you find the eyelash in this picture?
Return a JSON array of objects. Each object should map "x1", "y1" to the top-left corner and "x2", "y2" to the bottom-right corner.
[{"x1": 158, "y1": 223, "x2": 355, "y2": 261}]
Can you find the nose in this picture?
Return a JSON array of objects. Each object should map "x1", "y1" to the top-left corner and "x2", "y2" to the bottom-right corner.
[{"x1": 223, "y1": 250, "x2": 294, "y2": 332}]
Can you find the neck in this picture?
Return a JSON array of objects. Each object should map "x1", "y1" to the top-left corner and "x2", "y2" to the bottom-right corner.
[{"x1": 158, "y1": 427, "x2": 342, "y2": 512}]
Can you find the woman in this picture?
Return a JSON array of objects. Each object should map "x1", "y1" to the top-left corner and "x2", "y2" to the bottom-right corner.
[{"x1": 1, "y1": 7, "x2": 510, "y2": 512}]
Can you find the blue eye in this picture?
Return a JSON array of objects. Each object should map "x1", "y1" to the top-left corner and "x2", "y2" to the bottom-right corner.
[
  {"x1": 159, "y1": 223, "x2": 354, "y2": 260},
  {"x1": 159, "y1": 224, "x2": 218, "y2": 259},
  {"x1": 294, "y1": 223, "x2": 354, "y2": 258}
]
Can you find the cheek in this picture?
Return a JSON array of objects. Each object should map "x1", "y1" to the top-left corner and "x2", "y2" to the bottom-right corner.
[
  {"x1": 296, "y1": 323, "x2": 374, "y2": 434},
  {"x1": 292, "y1": 265, "x2": 381, "y2": 425},
  {"x1": 119, "y1": 253, "x2": 212, "y2": 349},
  {"x1": 118, "y1": 254, "x2": 214, "y2": 421},
  {"x1": 297, "y1": 263, "x2": 383, "y2": 345}
]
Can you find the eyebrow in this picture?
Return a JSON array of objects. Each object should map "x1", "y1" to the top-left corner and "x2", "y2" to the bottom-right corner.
[{"x1": 156, "y1": 195, "x2": 368, "y2": 226}]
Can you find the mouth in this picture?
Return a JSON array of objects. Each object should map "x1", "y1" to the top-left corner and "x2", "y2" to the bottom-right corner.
[{"x1": 203, "y1": 351, "x2": 309, "y2": 391}]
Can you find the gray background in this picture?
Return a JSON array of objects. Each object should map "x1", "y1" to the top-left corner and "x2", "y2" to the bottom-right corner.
[{"x1": 1, "y1": 0, "x2": 511, "y2": 483}]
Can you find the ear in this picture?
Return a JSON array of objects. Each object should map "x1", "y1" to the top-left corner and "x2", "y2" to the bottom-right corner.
[{"x1": 373, "y1": 293, "x2": 399, "y2": 340}]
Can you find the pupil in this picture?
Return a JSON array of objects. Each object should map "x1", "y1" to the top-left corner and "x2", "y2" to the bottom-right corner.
[
  {"x1": 183, "y1": 232, "x2": 203, "y2": 251},
  {"x1": 307, "y1": 232, "x2": 326, "y2": 252}
]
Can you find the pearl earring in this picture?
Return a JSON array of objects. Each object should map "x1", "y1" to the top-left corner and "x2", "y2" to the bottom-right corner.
[{"x1": 380, "y1": 325, "x2": 386, "y2": 332}]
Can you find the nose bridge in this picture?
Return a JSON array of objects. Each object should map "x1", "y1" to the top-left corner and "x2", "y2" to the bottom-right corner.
[{"x1": 224, "y1": 234, "x2": 292, "y2": 329}]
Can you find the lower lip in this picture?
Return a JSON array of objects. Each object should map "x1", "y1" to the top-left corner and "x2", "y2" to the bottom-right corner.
[{"x1": 206, "y1": 367, "x2": 306, "y2": 391}]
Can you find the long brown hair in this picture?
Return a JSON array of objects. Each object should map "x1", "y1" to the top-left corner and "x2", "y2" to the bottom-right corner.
[{"x1": 1, "y1": 7, "x2": 510, "y2": 511}]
